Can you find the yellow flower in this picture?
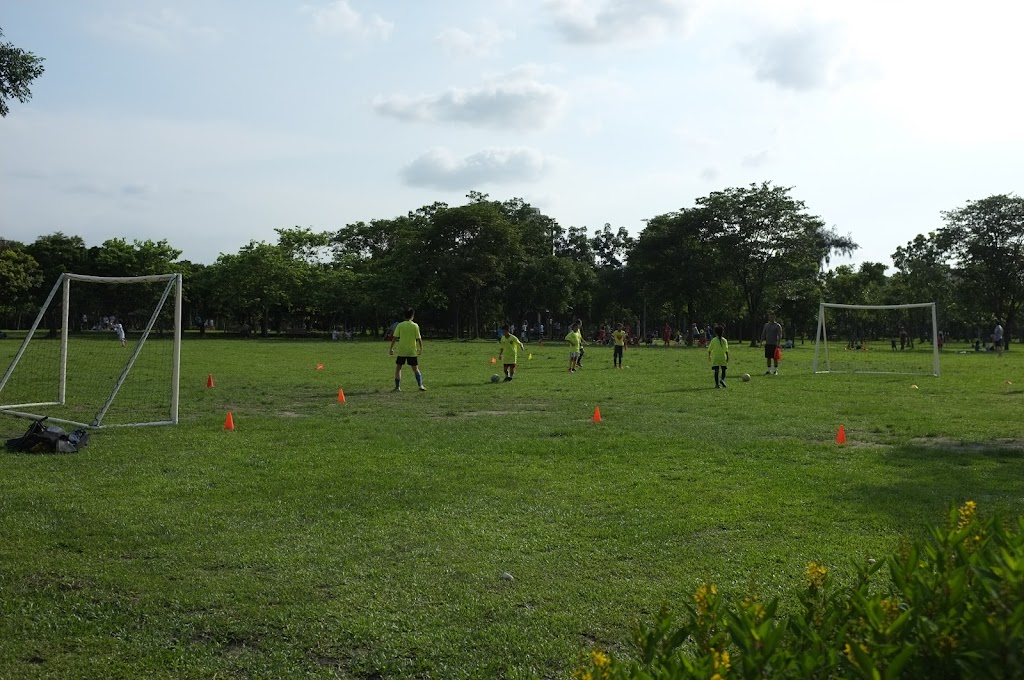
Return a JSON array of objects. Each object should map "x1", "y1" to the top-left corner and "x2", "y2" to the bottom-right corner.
[
  {"x1": 591, "y1": 651, "x2": 610, "y2": 668},
  {"x1": 695, "y1": 581, "x2": 717, "y2": 615},
  {"x1": 880, "y1": 597, "x2": 901, "y2": 621},
  {"x1": 957, "y1": 500, "x2": 977, "y2": 530},
  {"x1": 844, "y1": 642, "x2": 869, "y2": 666},
  {"x1": 712, "y1": 648, "x2": 731, "y2": 671},
  {"x1": 805, "y1": 561, "x2": 827, "y2": 589}
]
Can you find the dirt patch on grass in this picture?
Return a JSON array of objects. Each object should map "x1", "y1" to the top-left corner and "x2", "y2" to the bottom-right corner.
[
  {"x1": 435, "y1": 404, "x2": 550, "y2": 418},
  {"x1": 908, "y1": 437, "x2": 1024, "y2": 453}
]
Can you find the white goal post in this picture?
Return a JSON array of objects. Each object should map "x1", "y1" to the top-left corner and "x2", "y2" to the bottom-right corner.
[
  {"x1": 813, "y1": 302, "x2": 940, "y2": 376},
  {"x1": 0, "y1": 273, "x2": 182, "y2": 428}
]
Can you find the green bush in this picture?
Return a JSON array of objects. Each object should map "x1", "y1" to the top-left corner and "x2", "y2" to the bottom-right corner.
[{"x1": 576, "y1": 502, "x2": 1024, "y2": 679}]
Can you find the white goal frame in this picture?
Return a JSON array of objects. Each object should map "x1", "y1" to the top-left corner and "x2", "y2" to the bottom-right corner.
[
  {"x1": 0, "y1": 273, "x2": 182, "y2": 428},
  {"x1": 813, "y1": 302, "x2": 939, "y2": 376}
]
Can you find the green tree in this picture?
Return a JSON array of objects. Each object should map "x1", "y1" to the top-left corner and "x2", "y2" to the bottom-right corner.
[
  {"x1": 627, "y1": 208, "x2": 721, "y2": 336},
  {"x1": 24, "y1": 233, "x2": 91, "y2": 335},
  {"x1": 211, "y1": 242, "x2": 300, "y2": 337},
  {"x1": 936, "y1": 194, "x2": 1024, "y2": 348},
  {"x1": 891, "y1": 232, "x2": 960, "y2": 336},
  {"x1": 421, "y1": 201, "x2": 521, "y2": 337},
  {"x1": 0, "y1": 27, "x2": 45, "y2": 117},
  {"x1": 697, "y1": 182, "x2": 857, "y2": 343},
  {"x1": 0, "y1": 242, "x2": 42, "y2": 326}
]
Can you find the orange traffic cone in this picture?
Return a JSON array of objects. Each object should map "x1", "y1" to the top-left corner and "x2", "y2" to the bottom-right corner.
[
  {"x1": 593, "y1": 406, "x2": 602, "y2": 423},
  {"x1": 836, "y1": 425, "x2": 846, "y2": 444},
  {"x1": 316, "y1": 363, "x2": 325, "y2": 371},
  {"x1": 337, "y1": 387, "x2": 346, "y2": 403},
  {"x1": 224, "y1": 411, "x2": 235, "y2": 431},
  {"x1": 490, "y1": 357, "x2": 497, "y2": 364},
  {"x1": 206, "y1": 374, "x2": 214, "y2": 388}
]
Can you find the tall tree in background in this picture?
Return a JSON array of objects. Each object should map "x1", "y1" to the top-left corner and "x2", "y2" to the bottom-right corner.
[
  {"x1": 421, "y1": 201, "x2": 520, "y2": 337},
  {"x1": 627, "y1": 208, "x2": 721, "y2": 334},
  {"x1": 937, "y1": 194, "x2": 1024, "y2": 348},
  {"x1": 0, "y1": 27, "x2": 45, "y2": 117},
  {"x1": 0, "y1": 241, "x2": 42, "y2": 326},
  {"x1": 698, "y1": 182, "x2": 857, "y2": 343}
]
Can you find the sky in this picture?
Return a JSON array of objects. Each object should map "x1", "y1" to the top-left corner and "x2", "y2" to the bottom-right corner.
[{"x1": 1, "y1": 0, "x2": 1022, "y2": 267}]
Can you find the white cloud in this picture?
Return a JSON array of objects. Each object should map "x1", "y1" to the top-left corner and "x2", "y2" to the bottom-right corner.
[
  {"x1": 739, "y1": 22, "x2": 860, "y2": 91},
  {"x1": 374, "y1": 75, "x2": 567, "y2": 131},
  {"x1": 546, "y1": 0, "x2": 692, "y2": 44},
  {"x1": 90, "y1": 8, "x2": 220, "y2": 50},
  {"x1": 436, "y1": 21, "x2": 513, "y2": 58},
  {"x1": 401, "y1": 147, "x2": 552, "y2": 190},
  {"x1": 305, "y1": 1, "x2": 393, "y2": 40},
  {"x1": 742, "y1": 150, "x2": 770, "y2": 168}
]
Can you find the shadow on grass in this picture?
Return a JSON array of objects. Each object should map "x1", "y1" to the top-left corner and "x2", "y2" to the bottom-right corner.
[{"x1": 838, "y1": 442, "x2": 1024, "y2": 532}]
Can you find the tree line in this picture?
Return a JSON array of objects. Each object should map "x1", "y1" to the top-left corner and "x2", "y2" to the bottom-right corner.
[{"x1": 1, "y1": 184, "x2": 1021, "y2": 346}]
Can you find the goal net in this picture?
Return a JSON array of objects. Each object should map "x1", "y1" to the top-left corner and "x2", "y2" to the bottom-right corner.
[
  {"x1": 813, "y1": 302, "x2": 940, "y2": 376},
  {"x1": 0, "y1": 273, "x2": 182, "y2": 428}
]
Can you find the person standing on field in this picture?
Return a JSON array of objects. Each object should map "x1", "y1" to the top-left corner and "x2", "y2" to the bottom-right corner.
[
  {"x1": 760, "y1": 313, "x2": 782, "y2": 375},
  {"x1": 708, "y1": 324, "x2": 729, "y2": 388},
  {"x1": 498, "y1": 323, "x2": 525, "y2": 381},
  {"x1": 611, "y1": 323, "x2": 626, "y2": 368},
  {"x1": 388, "y1": 307, "x2": 425, "y2": 391},
  {"x1": 566, "y1": 321, "x2": 584, "y2": 373},
  {"x1": 113, "y1": 321, "x2": 126, "y2": 347},
  {"x1": 994, "y1": 320, "x2": 1004, "y2": 356}
]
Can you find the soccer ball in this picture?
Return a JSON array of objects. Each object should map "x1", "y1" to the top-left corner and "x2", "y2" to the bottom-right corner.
[
  {"x1": 491, "y1": 374, "x2": 501, "y2": 383},
  {"x1": 741, "y1": 373, "x2": 751, "y2": 382}
]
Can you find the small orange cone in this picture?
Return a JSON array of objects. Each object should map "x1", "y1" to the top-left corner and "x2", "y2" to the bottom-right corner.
[
  {"x1": 836, "y1": 425, "x2": 846, "y2": 444},
  {"x1": 593, "y1": 406, "x2": 602, "y2": 423},
  {"x1": 337, "y1": 387, "x2": 346, "y2": 403},
  {"x1": 316, "y1": 363, "x2": 325, "y2": 371},
  {"x1": 490, "y1": 357, "x2": 497, "y2": 364},
  {"x1": 206, "y1": 374, "x2": 214, "y2": 388},
  {"x1": 224, "y1": 411, "x2": 235, "y2": 431}
]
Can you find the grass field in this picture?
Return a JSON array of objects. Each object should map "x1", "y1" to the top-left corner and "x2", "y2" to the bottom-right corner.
[{"x1": 1, "y1": 336, "x2": 1022, "y2": 678}]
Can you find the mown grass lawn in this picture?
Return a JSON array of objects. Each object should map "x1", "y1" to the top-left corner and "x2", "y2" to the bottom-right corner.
[{"x1": 1, "y1": 336, "x2": 1022, "y2": 678}]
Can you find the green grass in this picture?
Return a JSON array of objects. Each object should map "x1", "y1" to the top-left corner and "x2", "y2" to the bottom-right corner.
[{"x1": 1, "y1": 337, "x2": 1022, "y2": 678}]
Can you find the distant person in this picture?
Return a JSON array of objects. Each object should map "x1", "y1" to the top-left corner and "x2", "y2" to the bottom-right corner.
[
  {"x1": 760, "y1": 313, "x2": 783, "y2": 375},
  {"x1": 113, "y1": 321, "x2": 126, "y2": 347},
  {"x1": 575, "y1": 319, "x2": 586, "y2": 368},
  {"x1": 994, "y1": 320, "x2": 1004, "y2": 356},
  {"x1": 566, "y1": 321, "x2": 584, "y2": 373},
  {"x1": 663, "y1": 323, "x2": 672, "y2": 347},
  {"x1": 498, "y1": 323, "x2": 525, "y2": 382},
  {"x1": 899, "y1": 326, "x2": 908, "y2": 351},
  {"x1": 937, "y1": 330, "x2": 944, "y2": 352},
  {"x1": 611, "y1": 323, "x2": 626, "y2": 369},
  {"x1": 708, "y1": 324, "x2": 729, "y2": 388},
  {"x1": 388, "y1": 307, "x2": 425, "y2": 391}
]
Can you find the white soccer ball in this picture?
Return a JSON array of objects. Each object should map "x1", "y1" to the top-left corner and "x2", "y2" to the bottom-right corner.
[
  {"x1": 741, "y1": 373, "x2": 751, "y2": 382},
  {"x1": 491, "y1": 374, "x2": 501, "y2": 383}
]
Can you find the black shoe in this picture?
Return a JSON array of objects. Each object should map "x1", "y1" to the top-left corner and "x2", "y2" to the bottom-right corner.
[{"x1": 503, "y1": 376, "x2": 512, "y2": 382}]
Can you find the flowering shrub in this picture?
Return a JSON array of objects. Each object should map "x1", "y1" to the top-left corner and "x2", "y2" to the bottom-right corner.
[{"x1": 576, "y1": 502, "x2": 1024, "y2": 679}]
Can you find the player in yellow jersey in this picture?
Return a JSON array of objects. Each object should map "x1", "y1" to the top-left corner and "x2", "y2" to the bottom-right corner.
[
  {"x1": 565, "y1": 321, "x2": 584, "y2": 373},
  {"x1": 611, "y1": 322, "x2": 626, "y2": 368},
  {"x1": 498, "y1": 323, "x2": 525, "y2": 381},
  {"x1": 388, "y1": 307, "x2": 425, "y2": 391},
  {"x1": 707, "y1": 324, "x2": 729, "y2": 388}
]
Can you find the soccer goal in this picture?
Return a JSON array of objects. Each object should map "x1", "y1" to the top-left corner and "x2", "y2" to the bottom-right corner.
[
  {"x1": 0, "y1": 273, "x2": 182, "y2": 428},
  {"x1": 813, "y1": 302, "x2": 940, "y2": 376}
]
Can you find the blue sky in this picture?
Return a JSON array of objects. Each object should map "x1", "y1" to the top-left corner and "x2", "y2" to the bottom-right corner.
[{"x1": 1, "y1": 0, "x2": 1022, "y2": 266}]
